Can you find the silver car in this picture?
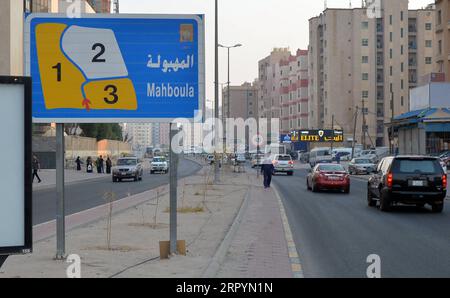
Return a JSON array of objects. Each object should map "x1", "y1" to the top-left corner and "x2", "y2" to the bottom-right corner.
[
  {"x1": 150, "y1": 157, "x2": 169, "y2": 174},
  {"x1": 112, "y1": 157, "x2": 143, "y2": 182},
  {"x1": 348, "y1": 158, "x2": 377, "y2": 175}
]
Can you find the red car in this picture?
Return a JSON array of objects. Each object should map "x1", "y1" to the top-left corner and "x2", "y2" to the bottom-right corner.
[{"x1": 307, "y1": 163, "x2": 350, "y2": 193}]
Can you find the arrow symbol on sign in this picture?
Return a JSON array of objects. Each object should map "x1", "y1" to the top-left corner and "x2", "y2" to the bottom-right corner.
[{"x1": 82, "y1": 98, "x2": 92, "y2": 112}]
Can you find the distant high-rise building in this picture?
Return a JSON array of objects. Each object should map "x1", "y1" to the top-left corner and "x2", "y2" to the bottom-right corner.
[
  {"x1": 86, "y1": 0, "x2": 111, "y2": 13},
  {"x1": 308, "y1": 0, "x2": 435, "y2": 147},
  {"x1": 125, "y1": 123, "x2": 153, "y2": 152},
  {"x1": 435, "y1": 0, "x2": 450, "y2": 80},
  {"x1": 258, "y1": 48, "x2": 309, "y2": 136}
]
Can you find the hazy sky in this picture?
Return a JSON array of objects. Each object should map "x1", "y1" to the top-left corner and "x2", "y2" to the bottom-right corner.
[{"x1": 121, "y1": 0, "x2": 434, "y2": 106}]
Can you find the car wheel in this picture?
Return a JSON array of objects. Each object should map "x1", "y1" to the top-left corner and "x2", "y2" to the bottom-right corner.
[
  {"x1": 379, "y1": 192, "x2": 391, "y2": 212},
  {"x1": 134, "y1": 175, "x2": 138, "y2": 182},
  {"x1": 312, "y1": 182, "x2": 319, "y2": 193},
  {"x1": 112, "y1": 177, "x2": 117, "y2": 183},
  {"x1": 150, "y1": 170, "x2": 154, "y2": 174},
  {"x1": 118, "y1": 178, "x2": 122, "y2": 182},
  {"x1": 344, "y1": 187, "x2": 350, "y2": 194},
  {"x1": 367, "y1": 187, "x2": 376, "y2": 207},
  {"x1": 307, "y1": 179, "x2": 311, "y2": 191},
  {"x1": 288, "y1": 171, "x2": 294, "y2": 176},
  {"x1": 432, "y1": 203, "x2": 444, "y2": 213}
]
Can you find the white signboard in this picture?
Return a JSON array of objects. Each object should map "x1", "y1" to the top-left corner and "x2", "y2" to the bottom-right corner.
[{"x1": 0, "y1": 77, "x2": 32, "y2": 255}]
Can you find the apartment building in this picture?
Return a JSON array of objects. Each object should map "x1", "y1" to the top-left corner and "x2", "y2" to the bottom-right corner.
[
  {"x1": 435, "y1": 0, "x2": 450, "y2": 79},
  {"x1": 258, "y1": 48, "x2": 309, "y2": 136},
  {"x1": 222, "y1": 82, "x2": 258, "y2": 120},
  {"x1": 87, "y1": 0, "x2": 111, "y2": 13},
  {"x1": 125, "y1": 123, "x2": 153, "y2": 152},
  {"x1": 308, "y1": 0, "x2": 435, "y2": 148}
]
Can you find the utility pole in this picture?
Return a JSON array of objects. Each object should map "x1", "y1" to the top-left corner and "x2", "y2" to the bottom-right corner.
[
  {"x1": 214, "y1": 0, "x2": 220, "y2": 183},
  {"x1": 390, "y1": 91, "x2": 395, "y2": 155},
  {"x1": 351, "y1": 108, "x2": 358, "y2": 159},
  {"x1": 330, "y1": 114, "x2": 335, "y2": 152},
  {"x1": 362, "y1": 100, "x2": 367, "y2": 150}
]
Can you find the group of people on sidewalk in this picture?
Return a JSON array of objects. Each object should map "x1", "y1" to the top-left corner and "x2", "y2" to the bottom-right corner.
[{"x1": 76, "y1": 156, "x2": 112, "y2": 174}]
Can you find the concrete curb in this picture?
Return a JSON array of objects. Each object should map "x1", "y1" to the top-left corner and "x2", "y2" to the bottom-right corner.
[
  {"x1": 272, "y1": 185, "x2": 304, "y2": 278},
  {"x1": 201, "y1": 189, "x2": 251, "y2": 278}
]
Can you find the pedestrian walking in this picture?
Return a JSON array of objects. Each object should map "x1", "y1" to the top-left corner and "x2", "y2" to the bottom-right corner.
[
  {"x1": 261, "y1": 158, "x2": 275, "y2": 190},
  {"x1": 99, "y1": 155, "x2": 105, "y2": 173},
  {"x1": 86, "y1": 156, "x2": 93, "y2": 173},
  {"x1": 106, "y1": 156, "x2": 112, "y2": 174},
  {"x1": 96, "y1": 157, "x2": 101, "y2": 174},
  {"x1": 76, "y1": 156, "x2": 82, "y2": 171},
  {"x1": 32, "y1": 155, "x2": 42, "y2": 183}
]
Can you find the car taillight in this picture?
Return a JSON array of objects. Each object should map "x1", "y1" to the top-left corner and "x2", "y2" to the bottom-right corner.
[
  {"x1": 443, "y1": 174, "x2": 447, "y2": 190},
  {"x1": 289, "y1": 161, "x2": 294, "y2": 165},
  {"x1": 387, "y1": 173, "x2": 393, "y2": 188}
]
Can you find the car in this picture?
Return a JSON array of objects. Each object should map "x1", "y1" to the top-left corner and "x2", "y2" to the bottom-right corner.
[
  {"x1": 271, "y1": 154, "x2": 294, "y2": 176},
  {"x1": 112, "y1": 157, "x2": 143, "y2": 182},
  {"x1": 307, "y1": 163, "x2": 350, "y2": 193},
  {"x1": 251, "y1": 154, "x2": 265, "y2": 168},
  {"x1": 348, "y1": 158, "x2": 377, "y2": 175},
  {"x1": 206, "y1": 154, "x2": 215, "y2": 164},
  {"x1": 150, "y1": 156, "x2": 169, "y2": 174},
  {"x1": 367, "y1": 156, "x2": 447, "y2": 213},
  {"x1": 309, "y1": 148, "x2": 333, "y2": 168},
  {"x1": 360, "y1": 150, "x2": 379, "y2": 163}
]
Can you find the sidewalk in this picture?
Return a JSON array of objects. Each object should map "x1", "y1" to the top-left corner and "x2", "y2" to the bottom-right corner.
[
  {"x1": 1, "y1": 165, "x2": 253, "y2": 278},
  {"x1": 216, "y1": 175, "x2": 297, "y2": 278},
  {"x1": 33, "y1": 169, "x2": 110, "y2": 190}
]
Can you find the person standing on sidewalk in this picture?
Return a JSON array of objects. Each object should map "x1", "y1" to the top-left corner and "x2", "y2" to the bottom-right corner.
[
  {"x1": 86, "y1": 156, "x2": 93, "y2": 173},
  {"x1": 106, "y1": 156, "x2": 112, "y2": 174},
  {"x1": 32, "y1": 155, "x2": 42, "y2": 183},
  {"x1": 261, "y1": 158, "x2": 275, "y2": 190},
  {"x1": 99, "y1": 155, "x2": 105, "y2": 173},
  {"x1": 76, "y1": 156, "x2": 82, "y2": 171}
]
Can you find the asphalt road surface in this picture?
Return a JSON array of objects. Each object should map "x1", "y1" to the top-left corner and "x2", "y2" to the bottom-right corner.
[
  {"x1": 33, "y1": 158, "x2": 202, "y2": 225},
  {"x1": 274, "y1": 168, "x2": 450, "y2": 278}
]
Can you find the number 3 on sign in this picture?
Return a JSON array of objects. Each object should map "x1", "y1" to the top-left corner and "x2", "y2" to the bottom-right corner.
[{"x1": 104, "y1": 85, "x2": 119, "y2": 104}]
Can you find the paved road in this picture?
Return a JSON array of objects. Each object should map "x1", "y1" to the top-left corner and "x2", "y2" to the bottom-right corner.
[
  {"x1": 274, "y1": 169, "x2": 450, "y2": 278},
  {"x1": 33, "y1": 158, "x2": 202, "y2": 225}
]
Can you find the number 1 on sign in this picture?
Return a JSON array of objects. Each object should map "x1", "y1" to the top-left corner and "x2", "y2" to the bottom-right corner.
[{"x1": 52, "y1": 63, "x2": 62, "y2": 82}]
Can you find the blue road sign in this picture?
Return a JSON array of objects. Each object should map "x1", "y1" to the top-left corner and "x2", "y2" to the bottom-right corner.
[{"x1": 25, "y1": 14, "x2": 205, "y2": 123}]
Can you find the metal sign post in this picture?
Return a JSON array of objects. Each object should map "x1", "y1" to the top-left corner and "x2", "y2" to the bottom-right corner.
[
  {"x1": 55, "y1": 123, "x2": 66, "y2": 260},
  {"x1": 169, "y1": 123, "x2": 179, "y2": 254}
]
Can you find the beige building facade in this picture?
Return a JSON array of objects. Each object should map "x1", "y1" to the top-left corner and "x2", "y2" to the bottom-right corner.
[
  {"x1": 222, "y1": 82, "x2": 259, "y2": 120},
  {"x1": 257, "y1": 48, "x2": 309, "y2": 137},
  {"x1": 435, "y1": 0, "x2": 450, "y2": 79},
  {"x1": 309, "y1": 1, "x2": 435, "y2": 148}
]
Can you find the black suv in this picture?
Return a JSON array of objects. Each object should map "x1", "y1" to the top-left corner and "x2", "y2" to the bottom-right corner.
[{"x1": 367, "y1": 156, "x2": 447, "y2": 213}]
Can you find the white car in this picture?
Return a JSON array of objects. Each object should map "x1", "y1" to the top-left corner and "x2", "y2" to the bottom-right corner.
[
  {"x1": 150, "y1": 157, "x2": 169, "y2": 174},
  {"x1": 271, "y1": 154, "x2": 294, "y2": 176}
]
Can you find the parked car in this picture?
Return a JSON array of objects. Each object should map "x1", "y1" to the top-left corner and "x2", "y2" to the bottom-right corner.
[
  {"x1": 251, "y1": 154, "x2": 265, "y2": 168},
  {"x1": 306, "y1": 163, "x2": 350, "y2": 193},
  {"x1": 150, "y1": 156, "x2": 169, "y2": 174},
  {"x1": 367, "y1": 156, "x2": 447, "y2": 213},
  {"x1": 299, "y1": 152, "x2": 310, "y2": 164},
  {"x1": 112, "y1": 157, "x2": 143, "y2": 182},
  {"x1": 348, "y1": 158, "x2": 377, "y2": 175},
  {"x1": 309, "y1": 148, "x2": 333, "y2": 168},
  {"x1": 271, "y1": 154, "x2": 294, "y2": 176}
]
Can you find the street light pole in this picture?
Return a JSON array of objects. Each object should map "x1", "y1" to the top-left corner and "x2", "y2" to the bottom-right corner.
[
  {"x1": 219, "y1": 44, "x2": 242, "y2": 156},
  {"x1": 214, "y1": 0, "x2": 219, "y2": 183}
]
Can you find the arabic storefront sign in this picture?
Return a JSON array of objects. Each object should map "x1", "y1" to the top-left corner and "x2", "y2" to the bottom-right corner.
[{"x1": 299, "y1": 130, "x2": 344, "y2": 143}]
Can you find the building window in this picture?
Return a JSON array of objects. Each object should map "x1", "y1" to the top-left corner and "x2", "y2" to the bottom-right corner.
[
  {"x1": 425, "y1": 23, "x2": 432, "y2": 31},
  {"x1": 362, "y1": 56, "x2": 369, "y2": 63},
  {"x1": 401, "y1": 96, "x2": 404, "y2": 107},
  {"x1": 362, "y1": 91, "x2": 369, "y2": 98},
  {"x1": 426, "y1": 40, "x2": 432, "y2": 48},
  {"x1": 425, "y1": 57, "x2": 432, "y2": 65},
  {"x1": 362, "y1": 39, "x2": 369, "y2": 46},
  {"x1": 362, "y1": 21, "x2": 369, "y2": 29},
  {"x1": 390, "y1": 15, "x2": 393, "y2": 25},
  {"x1": 362, "y1": 73, "x2": 369, "y2": 80}
]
